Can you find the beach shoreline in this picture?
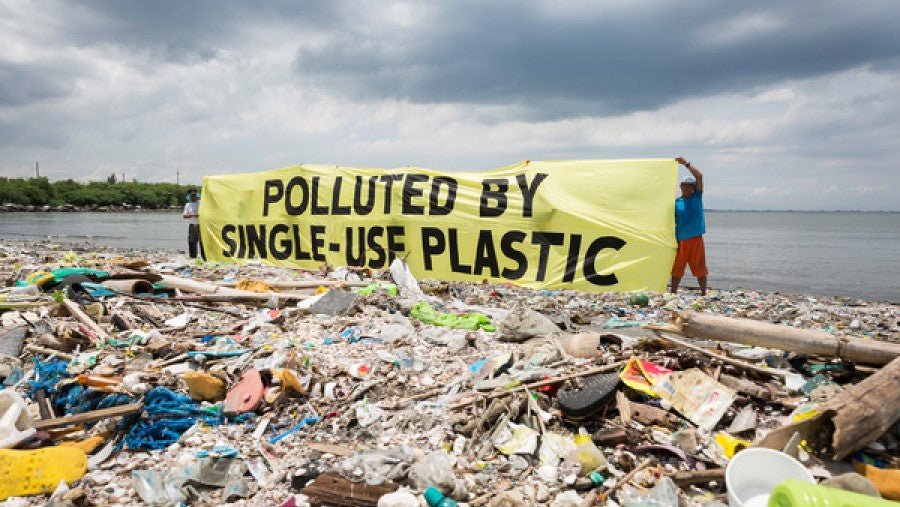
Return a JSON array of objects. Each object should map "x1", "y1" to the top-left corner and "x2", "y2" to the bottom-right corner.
[
  {"x1": 0, "y1": 237, "x2": 897, "y2": 505},
  {"x1": 3, "y1": 238, "x2": 897, "y2": 336}
]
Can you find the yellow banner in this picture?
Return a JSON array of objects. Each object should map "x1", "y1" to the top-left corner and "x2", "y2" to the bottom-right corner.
[{"x1": 199, "y1": 159, "x2": 678, "y2": 292}]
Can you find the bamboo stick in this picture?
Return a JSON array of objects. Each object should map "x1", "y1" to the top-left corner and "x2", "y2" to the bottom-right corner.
[
  {"x1": 449, "y1": 360, "x2": 626, "y2": 410},
  {"x1": 62, "y1": 299, "x2": 109, "y2": 343},
  {"x1": 220, "y1": 279, "x2": 371, "y2": 289}
]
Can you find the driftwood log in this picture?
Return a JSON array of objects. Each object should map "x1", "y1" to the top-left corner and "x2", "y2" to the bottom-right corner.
[
  {"x1": 674, "y1": 311, "x2": 900, "y2": 366},
  {"x1": 759, "y1": 356, "x2": 900, "y2": 460}
]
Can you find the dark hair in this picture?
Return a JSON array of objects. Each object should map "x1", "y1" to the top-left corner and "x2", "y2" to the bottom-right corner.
[{"x1": 188, "y1": 188, "x2": 198, "y2": 194}]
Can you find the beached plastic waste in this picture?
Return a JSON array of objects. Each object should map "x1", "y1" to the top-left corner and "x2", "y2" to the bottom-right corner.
[
  {"x1": 378, "y1": 487, "x2": 420, "y2": 507},
  {"x1": 497, "y1": 304, "x2": 560, "y2": 342},
  {"x1": 566, "y1": 428, "x2": 608, "y2": 473},
  {"x1": 619, "y1": 358, "x2": 673, "y2": 397},
  {"x1": 0, "y1": 242, "x2": 897, "y2": 504},
  {"x1": 410, "y1": 302, "x2": 496, "y2": 331},
  {"x1": 0, "y1": 389, "x2": 35, "y2": 448},
  {"x1": 494, "y1": 423, "x2": 539, "y2": 455},
  {"x1": 769, "y1": 479, "x2": 899, "y2": 507},
  {"x1": 389, "y1": 258, "x2": 424, "y2": 297},
  {"x1": 0, "y1": 446, "x2": 87, "y2": 501},
  {"x1": 652, "y1": 368, "x2": 736, "y2": 431}
]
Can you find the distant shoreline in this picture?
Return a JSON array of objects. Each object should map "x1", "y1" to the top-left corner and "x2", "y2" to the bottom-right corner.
[
  {"x1": 0, "y1": 204, "x2": 180, "y2": 213},
  {"x1": 1, "y1": 237, "x2": 896, "y2": 305},
  {"x1": 1, "y1": 205, "x2": 896, "y2": 214}
]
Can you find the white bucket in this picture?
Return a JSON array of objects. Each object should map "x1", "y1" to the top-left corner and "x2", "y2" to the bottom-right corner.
[
  {"x1": 725, "y1": 447, "x2": 814, "y2": 507},
  {"x1": 0, "y1": 389, "x2": 36, "y2": 449}
]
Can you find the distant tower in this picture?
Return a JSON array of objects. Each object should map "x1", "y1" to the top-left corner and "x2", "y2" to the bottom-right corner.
[
  {"x1": 35, "y1": 161, "x2": 40, "y2": 178},
  {"x1": 177, "y1": 170, "x2": 180, "y2": 185}
]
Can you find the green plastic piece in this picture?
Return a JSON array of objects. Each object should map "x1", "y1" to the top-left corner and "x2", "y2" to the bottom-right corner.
[
  {"x1": 410, "y1": 302, "x2": 495, "y2": 332},
  {"x1": 769, "y1": 479, "x2": 898, "y2": 507},
  {"x1": 355, "y1": 282, "x2": 398, "y2": 297},
  {"x1": 50, "y1": 267, "x2": 109, "y2": 281}
]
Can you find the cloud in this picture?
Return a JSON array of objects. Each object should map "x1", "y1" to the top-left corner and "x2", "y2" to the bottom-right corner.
[
  {"x1": 291, "y1": 1, "x2": 900, "y2": 117},
  {"x1": 0, "y1": 0, "x2": 899, "y2": 210}
]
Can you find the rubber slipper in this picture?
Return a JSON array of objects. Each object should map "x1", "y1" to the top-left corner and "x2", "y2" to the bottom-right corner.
[
  {"x1": 0, "y1": 446, "x2": 87, "y2": 500},
  {"x1": 557, "y1": 372, "x2": 620, "y2": 419}
]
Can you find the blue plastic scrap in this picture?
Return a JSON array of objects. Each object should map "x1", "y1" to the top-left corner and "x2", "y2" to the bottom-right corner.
[
  {"x1": 185, "y1": 349, "x2": 249, "y2": 360},
  {"x1": 28, "y1": 358, "x2": 69, "y2": 397},
  {"x1": 125, "y1": 387, "x2": 224, "y2": 450},
  {"x1": 268, "y1": 416, "x2": 319, "y2": 445},
  {"x1": 58, "y1": 385, "x2": 133, "y2": 415},
  {"x1": 78, "y1": 282, "x2": 117, "y2": 299}
]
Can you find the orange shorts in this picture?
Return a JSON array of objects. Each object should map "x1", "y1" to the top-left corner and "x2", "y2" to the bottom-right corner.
[{"x1": 671, "y1": 235, "x2": 708, "y2": 278}]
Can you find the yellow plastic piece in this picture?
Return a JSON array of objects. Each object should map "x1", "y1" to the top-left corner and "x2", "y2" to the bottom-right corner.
[
  {"x1": 856, "y1": 464, "x2": 900, "y2": 500},
  {"x1": 272, "y1": 368, "x2": 307, "y2": 394},
  {"x1": 182, "y1": 371, "x2": 227, "y2": 401},
  {"x1": 59, "y1": 435, "x2": 105, "y2": 453},
  {"x1": 25, "y1": 272, "x2": 55, "y2": 287},
  {"x1": 714, "y1": 433, "x2": 751, "y2": 458},
  {"x1": 235, "y1": 279, "x2": 275, "y2": 293},
  {"x1": 567, "y1": 429, "x2": 609, "y2": 473},
  {"x1": 0, "y1": 446, "x2": 87, "y2": 500}
]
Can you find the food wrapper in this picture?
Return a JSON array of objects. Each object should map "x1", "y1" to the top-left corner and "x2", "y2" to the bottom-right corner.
[
  {"x1": 652, "y1": 368, "x2": 735, "y2": 431},
  {"x1": 619, "y1": 358, "x2": 673, "y2": 397}
]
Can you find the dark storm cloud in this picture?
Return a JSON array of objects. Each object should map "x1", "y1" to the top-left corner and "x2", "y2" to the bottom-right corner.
[
  {"x1": 0, "y1": 61, "x2": 82, "y2": 106},
  {"x1": 52, "y1": 0, "x2": 341, "y2": 62},
  {"x1": 294, "y1": 0, "x2": 900, "y2": 116}
]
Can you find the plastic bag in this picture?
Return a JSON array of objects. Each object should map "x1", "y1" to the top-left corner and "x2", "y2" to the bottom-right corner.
[
  {"x1": 494, "y1": 423, "x2": 539, "y2": 456},
  {"x1": 566, "y1": 428, "x2": 608, "y2": 473},
  {"x1": 618, "y1": 476, "x2": 679, "y2": 507},
  {"x1": 407, "y1": 451, "x2": 457, "y2": 492}
]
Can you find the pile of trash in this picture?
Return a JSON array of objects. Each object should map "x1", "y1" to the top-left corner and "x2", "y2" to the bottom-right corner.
[{"x1": 0, "y1": 240, "x2": 897, "y2": 507}]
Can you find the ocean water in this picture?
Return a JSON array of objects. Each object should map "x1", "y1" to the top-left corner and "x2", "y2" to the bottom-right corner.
[{"x1": 0, "y1": 210, "x2": 897, "y2": 301}]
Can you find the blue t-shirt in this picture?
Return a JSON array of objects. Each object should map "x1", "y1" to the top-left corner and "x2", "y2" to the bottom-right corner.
[{"x1": 675, "y1": 191, "x2": 705, "y2": 241}]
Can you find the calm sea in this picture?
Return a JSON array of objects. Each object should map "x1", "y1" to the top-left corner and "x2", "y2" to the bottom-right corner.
[{"x1": 0, "y1": 211, "x2": 897, "y2": 302}]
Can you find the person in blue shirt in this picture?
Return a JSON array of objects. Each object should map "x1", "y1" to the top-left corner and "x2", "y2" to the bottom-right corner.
[{"x1": 671, "y1": 157, "x2": 707, "y2": 295}]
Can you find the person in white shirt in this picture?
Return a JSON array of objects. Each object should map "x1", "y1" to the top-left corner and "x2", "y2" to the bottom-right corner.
[{"x1": 182, "y1": 189, "x2": 205, "y2": 259}]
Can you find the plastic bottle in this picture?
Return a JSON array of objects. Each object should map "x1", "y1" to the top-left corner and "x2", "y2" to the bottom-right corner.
[
  {"x1": 423, "y1": 486, "x2": 458, "y2": 507},
  {"x1": 768, "y1": 479, "x2": 898, "y2": 507}
]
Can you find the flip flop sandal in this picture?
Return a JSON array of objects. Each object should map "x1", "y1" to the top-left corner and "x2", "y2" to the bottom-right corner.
[
  {"x1": 557, "y1": 372, "x2": 620, "y2": 419},
  {"x1": 0, "y1": 446, "x2": 87, "y2": 500}
]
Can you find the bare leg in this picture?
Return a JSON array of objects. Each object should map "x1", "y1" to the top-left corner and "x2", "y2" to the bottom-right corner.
[
  {"x1": 698, "y1": 276, "x2": 707, "y2": 296},
  {"x1": 670, "y1": 276, "x2": 681, "y2": 294}
]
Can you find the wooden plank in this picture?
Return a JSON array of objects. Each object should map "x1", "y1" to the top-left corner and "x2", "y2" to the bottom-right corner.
[
  {"x1": 301, "y1": 472, "x2": 398, "y2": 507},
  {"x1": 33, "y1": 402, "x2": 143, "y2": 430}
]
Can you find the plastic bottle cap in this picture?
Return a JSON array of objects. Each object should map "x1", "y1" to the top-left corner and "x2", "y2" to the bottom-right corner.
[{"x1": 423, "y1": 486, "x2": 444, "y2": 506}]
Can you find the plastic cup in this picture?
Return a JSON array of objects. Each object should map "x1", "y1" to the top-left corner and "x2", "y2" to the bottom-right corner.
[{"x1": 725, "y1": 448, "x2": 814, "y2": 507}]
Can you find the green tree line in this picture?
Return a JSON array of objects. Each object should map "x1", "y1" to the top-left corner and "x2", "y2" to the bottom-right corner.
[{"x1": 0, "y1": 176, "x2": 195, "y2": 208}]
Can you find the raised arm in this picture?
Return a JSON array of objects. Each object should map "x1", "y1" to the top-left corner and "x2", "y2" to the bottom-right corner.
[{"x1": 676, "y1": 156, "x2": 703, "y2": 192}]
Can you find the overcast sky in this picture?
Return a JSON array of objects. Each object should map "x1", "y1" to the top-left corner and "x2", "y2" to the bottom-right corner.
[{"x1": 2, "y1": 0, "x2": 899, "y2": 210}]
